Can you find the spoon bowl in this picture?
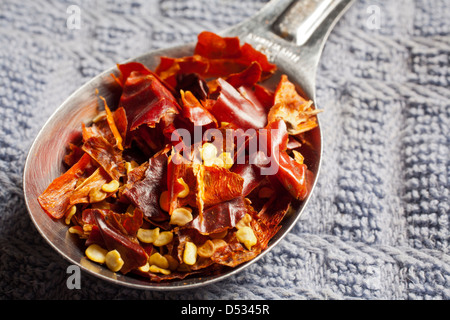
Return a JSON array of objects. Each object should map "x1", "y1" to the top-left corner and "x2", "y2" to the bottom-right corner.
[{"x1": 23, "y1": 0, "x2": 354, "y2": 290}]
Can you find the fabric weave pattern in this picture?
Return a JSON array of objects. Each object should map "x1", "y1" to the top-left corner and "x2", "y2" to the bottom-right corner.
[{"x1": 0, "y1": 0, "x2": 448, "y2": 299}]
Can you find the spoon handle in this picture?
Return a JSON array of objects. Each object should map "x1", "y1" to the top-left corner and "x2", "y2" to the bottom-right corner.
[
  {"x1": 226, "y1": 0, "x2": 354, "y2": 47},
  {"x1": 223, "y1": 0, "x2": 355, "y2": 100},
  {"x1": 271, "y1": 0, "x2": 355, "y2": 46}
]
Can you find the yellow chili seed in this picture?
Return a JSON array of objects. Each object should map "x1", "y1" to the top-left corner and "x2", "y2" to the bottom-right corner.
[
  {"x1": 235, "y1": 213, "x2": 252, "y2": 230},
  {"x1": 149, "y1": 265, "x2": 171, "y2": 275},
  {"x1": 101, "y1": 180, "x2": 120, "y2": 193},
  {"x1": 137, "y1": 227, "x2": 160, "y2": 244},
  {"x1": 125, "y1": 160, "x2": 138, "y2": 174},
  {"x1": 65, "y1": 206, "x2": 77, "y2": 225},
  {"x1": 236, "y1": 227, "x2": 257, "y2": 250},
  {"x1": 201, "y1": 143, "x2": 217, "y2": 162},
  {"x1": 197, "y1": 240, "x2": 215, "y2": 258},
  {"x1": 83, "y1": 224, "x2": 93, "y2": 233},
  {"x1": 89, "y1": 187, "x2": 107, "y2": 203},
  {"x1": 203, "y1": 159, "x2": 215, "y2": 167},
  {"x1": 68, "y1": 226, "x2": 83, "y2": 237},
  {"x1": 148, "y1": 252, "x2": 169, "y2": 269},
  {"x1": 85, "y1": 244, "x2": 108, "y2": 264},
  {"x1": 153, "y1": 231, "x2": 174, "y2": 247},
  {"x1": 176, "y1": 178, "x2": 190, "y2": 198},
  {"x1": 91, "y1": 200, "x2": 111, "y2": 210},
  {"x1": 209, "y1": 229, "x2": 227, "y2": 239},
  {"x1": 213, "y1": 157, "x2": 225, "y2": 167},
  {"x1": 292, "y1": 150, "x2": 304, "y2": 164},
  {"x1": 219, "y1": 152, "x2": 234, "y2": 169},
  {"x1": 183, "y1": 241, "x2": 197, "y2": 265},
  {"x1": 138, "y1": 262, "x2": 150, "y2": 272},
  {"x1": 105, "y1": 249, "x2": 124, "y2": 272},
  {"x1": 170, "y1": 207, "x2": 193, "y2": 226},
  {"x1": 211, "y1": 239, "x2": 228, "y2": 249},
  {"x1": 92, "y1": 111, "x2": 106, "y2": 123}
]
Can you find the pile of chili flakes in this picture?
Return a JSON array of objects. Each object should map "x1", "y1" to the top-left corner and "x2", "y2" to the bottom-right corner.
[{"x1": 38, "y1": 31, "x2": 320, "y2": 282}]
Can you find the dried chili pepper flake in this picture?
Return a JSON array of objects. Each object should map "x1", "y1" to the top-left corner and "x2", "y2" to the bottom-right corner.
[
  {"x1": 113, "y1": 106, "x2": 128, "y2": 142},
  {"x1": 120, "y1": 72, "x2": 180, "y2": 132},
  {"x1": 175, "y1": 73, "x2": 209, "y2": 101},
  {"x1": 193, "y1": 31, "x2": 276, "y2": 79},
  {"x1": 39, "y1": 30, "x2": 321, "y2": 281},
  {"x1": 204, "y1": 58, "x2": 250, "y2": 79},
  {"x1": 194, "y1": 31, "x2": 241, "y2": 59},
  {"x1": 155, "y1": 55, "x2": 209, "y2": 89},
  {"x1": 123, "y1": 151, "x2": 169, "y2": 221},
  {"x1": 186, "y1": 197, "x2": 249, "y2": 235},
  {"x1": 180, "y1": 90, "x2": 217, "y2": 128},
  {"x1": 100, "y1": 96, "x2": 124, "y2": 151},
  {"x1": 69, "y1": 167, "x2": 112, "y2": 206},
  {"x1": 206, "y1": 78, "x2": 267, "y2": 130},
  {"x1": 38, "y1": 153, "x2": 92, "y2": 219},
  {"x1": 106, "y1": 207, "x2": 143, "y2": 237},
  {"x1": 269, "y1": 74, "x2": 322, "y2": 135},
  {"x1": 237, "y1": 84, "x2": 275, "y2": 113},
  {"x1": 64, "y1": 143, "x2": 84, "y2": 167},
  {"x1": 232, "y1": 163, "x2": 264, "y2": 197},
  {"x1": 239, "y1": 43, "x2": 277, "y2": 77},
  {"x1": 116, "y1": 62, "x2": 152, "y2": 87},
  {"x1": 197, "y1": 164, "x2": 244, "y2": 208},
  {"x1": 82, "y1": 135, "x2": 125, "y2": 181},
  {"x1": 167, "y1": 152, "x2": 199, "y2": 213},
  {"x1": 93, "y1": 210, "x2": 148, "y2": 274},
  {"x1": 260, "y1": 119, "x2": 310, "y2": 200}
]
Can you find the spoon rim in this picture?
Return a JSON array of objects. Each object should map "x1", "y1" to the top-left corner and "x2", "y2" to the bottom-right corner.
[{"x1": 23, "y1": 38, "x2": 323, "y2": 292}]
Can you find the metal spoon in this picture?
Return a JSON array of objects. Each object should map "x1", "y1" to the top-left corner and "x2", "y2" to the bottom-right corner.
[{"x1": 23, "y1": 0, "x2": 355, "y2": 290}]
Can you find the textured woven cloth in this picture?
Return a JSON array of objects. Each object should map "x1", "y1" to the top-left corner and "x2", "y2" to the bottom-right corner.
[{"x1": 0, "y1": 0, "x2": 449, "y2": 300}]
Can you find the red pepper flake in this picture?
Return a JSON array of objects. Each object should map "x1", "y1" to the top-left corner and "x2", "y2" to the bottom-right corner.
[{"x1": 38, "y1": 31, "x2": 320, "y2": 281}]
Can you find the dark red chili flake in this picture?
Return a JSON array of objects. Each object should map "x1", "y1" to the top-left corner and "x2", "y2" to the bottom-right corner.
[{"x1": 38, "y1": 31, "x2": 320, "y2": 281}]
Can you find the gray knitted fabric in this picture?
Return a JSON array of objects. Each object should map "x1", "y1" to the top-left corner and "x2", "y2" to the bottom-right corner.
[{"x1": 0, "y1": 0, "x2": 449, "y2": 300}]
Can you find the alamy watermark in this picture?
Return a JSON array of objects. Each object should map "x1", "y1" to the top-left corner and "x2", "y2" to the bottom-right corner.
[
  {"x1": 66, "y1": 265, "x2": 81, "y2": 289},
  {"x1": 66, "y1": 5, "x2": 81, "y2": 30},
  {"x1": 65, "y1": 3, "x2": 383, "y2": 31},
  {"x1": 171, "y1": 126, "x2": 282, "y2": 176},
  {"x1": 366, "y1": 5, "x2": 381, "y2": 30}
]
